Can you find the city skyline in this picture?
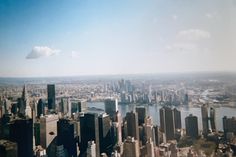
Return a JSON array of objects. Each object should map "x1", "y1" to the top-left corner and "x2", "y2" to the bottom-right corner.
[{"x1": 0, "y1": 0, "x2": 236, "y2": 77}]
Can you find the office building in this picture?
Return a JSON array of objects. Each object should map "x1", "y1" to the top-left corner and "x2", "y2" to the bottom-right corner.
[
  {"x1": 159, "y1": 107, "x2": 175, "y2": 141},
  {"x1": 47, "y1": 84, "x2": 55, "y2": 111},
  {"x1": 185, "y1": 114, "x2": 199, "y2": 139},
  {"x1": 126, "y1": 111, "x2": 139, "y2": 141},
  {"x1": 37, "y1": 99, "x2": 45, "y2": 118},
  {"x1": 223, "y1": 116, "x2": 236, "y2": 137},
  {"x1": 104, "y1": 98, "x2": 118, "y2": 121},
  {"x1": 146, "y1": 138, "x2": 155, "y2": 157},
  {"x1": 210, "y1": 107, "x2": 216, "y2": 132},
  {"x1": 9, "y1": 118, "x2": 33, "y2": 157},
  {"x1": 201, "y1": 104, "x2": 209, "y2": 136},
  {"x1": 87, "y1": 141, "x2": 96, "y2": 157},
  {"x1": 40, "y1": 114, "x2": 58, "y2": 149},
  {"x1": 0, "y1": 139, "x2": 17, "y2": 157},
  {"x1": 136, "y1": 107, "x2": 147, "y2": 126},
  {"x1": 57, "y1": 119, "x2": 77, "y2": 157},
  {"x1": 123, "y1": 137, "x2": 140, "y2": 157},
  {"x1": 98, "y1": 113, "x2": 112, "y2": 156},
  {"x1": 173, "y1": 108, "x2": 181, "y2": 129},
  {"x1": 34, "y1": 145, "x2": 47, "y2": 157},
  {"x1": 144, "y1": 116, "x2": 154, "y2": 143},
  {"x1": 80, "y1": 113, "x2": 100, "y2": 157}
]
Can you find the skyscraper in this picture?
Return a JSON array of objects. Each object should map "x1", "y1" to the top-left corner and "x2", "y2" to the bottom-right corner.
[
  {"x1": 104, "y1": 98, "x2": 118, "y2": 121},
  {"x1": 223, "y1": 116, "x2": 236, "y2": 137},
  {"x1": 201, "y1": 104, "x2": 209, "y2": 136},
  {"x1": 40, "y1": 114, "x2": 58, "y2": 149},
  {"x1": 47, "y1": 84, "x2": 55, "y2": 111},
  {"x1": 173, "y1": 108, "x2": 181, "y2": 129},
  {"x1": 159, "y1": 107, "x2": 175, "y2": 141},
  {"x1": 98, "y1": 113, "x2": 112, "y2": 156},
  {"x1": 185, "y1": 114, "x2": 199, "y2": 139},
  {"x1": 80, "y1": 113, "x2": 100, "y2": 157},
  {"x1": 123, "y1": 137, "x2": 140, "y2": 157},
  {"x1": 86, "y1": 141, "x2": 96, "y2": 157},
  {"x1": 210, "y1": 107, "x2": 216, "y2": 132},
  {"x1": 136, "y1": 107, "x2": 147, "y2": 126},
  {"x1": 37, "y1": 99, "x2": 45, "y2": 118},
  {"x1": 126, "y1": 111, "x2": 139, "y2": 141},
  {"x1": 9, "y1": 118, "x2": 33, "y2": 157},
  {"x1": 57, "y1": 119, "x2": 77, "y2": 157},
  {"x1": 146, "y1": 138, "x2": 155, "y2": 157}
]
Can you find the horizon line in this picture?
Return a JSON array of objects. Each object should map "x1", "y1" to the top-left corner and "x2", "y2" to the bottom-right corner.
[{"x1": 0, "y1": 71, "x2": 236, "y2": 79}]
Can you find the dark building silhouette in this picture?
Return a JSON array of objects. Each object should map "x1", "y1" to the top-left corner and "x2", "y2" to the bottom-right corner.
[
  {"x1": 185, "y1": 114, "x2": 199, "y2": 139},
  {"x1": 0, "y1": 139, "x2": 17, "y2": 157},
  {"x1": 135, "y1": 107, "x2": 147, "y2": 126},
  {"x1": 11, "y1": 103, "x2": 18, "y2": 115},
  {"x1": 173, "y1": 108, "x2": 181, "y2": 129},
  {"x1": 126, "y1": 111, "x2": 139, "y2": 141},
  {"x1": 47, "y1": 84, "x2": 55, "y2": 111},
  {"x1": 37, "y1": 99, "x2": 45, "y2": 117},
  {"x1": 201, "y1": 104, "x2": 209, "y2": 136},
  {"x1": 9, "y1": 118, "x2": 33, "y2": 157},
  {"x1": 210, "y1": 107, "x2": 216, "y2": 132},
  {"x1": 57, "y1": 119, "x2": 77, "y2": 157},
  {"x1": 80, "y1": 113, "x2": 100, "y2": 157},
  {"x1": 98, "y1": 113, "x2": 112, "y2": 156},
  {"x1": 159, "y1": 107, "x2": 175, "y2": 141},
  {"x1": 223, "y1": 116, "x2": 236, "y2": 138},
  {"x1": 104, "y1": 99, "x2": 118, "y2": 121}
]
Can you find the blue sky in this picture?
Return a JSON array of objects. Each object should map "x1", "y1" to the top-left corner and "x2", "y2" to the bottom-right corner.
[{"x1": 0, "y1": 0, "x2": 236, "y2": 77}]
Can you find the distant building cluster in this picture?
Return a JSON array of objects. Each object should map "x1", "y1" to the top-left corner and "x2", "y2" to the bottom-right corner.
[{"x1": 0, "y1": 79, "x2": 236, "y2": 157}]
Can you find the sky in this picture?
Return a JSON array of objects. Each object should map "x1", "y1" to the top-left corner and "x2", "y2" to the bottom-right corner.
[{"x1": 0, "y1": 0, "x2": 236, "y2": 77}]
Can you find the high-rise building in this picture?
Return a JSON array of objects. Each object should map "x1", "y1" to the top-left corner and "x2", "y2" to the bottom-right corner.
[
  {"x1": 126, "y1": 111, "x2": 139, "y2": 141},
  {"x1": 159, "y1": 107, "x2": 175, "y2": 141},
  {"x1": 0, "y1": 139, "x2": 17, "y2": 157},
  {"x1": 34, "y1": 145, "x2": 47, "y2": 157},
  {"x1": 144, "y1": 116, "x2": 154, "y2": 143},
  {"x1": 98, "y1": 113, "x2": 112, "y2": 156},
  {"x1": 80, "y1": 113, "x2": 100, "y2": 157},
  {"x1": 86, "y1": 141, "x2": 96, "y2": 157},
  {"x1": 78, "y1": 100, "x2": 88, "y2": 113},
  {"x1": 47, "y1": 84, "x2": 55, "y2": 111},
  {"x1": 223, "y1": 116, "x2": 236, "y2": 137},
  {"x1": 210, "y1": 107, "x2": 216, "y2": 132},
  {"x1": 40, "y1": 114, "x2": 58, "y2": 149},
  {"x1": 9, "y1": 118, "x2": 33, "y2": 157},
  {"x1": 201, "y1": 104, "x2": 209, "y2": 136},
  {"x1": 185, "y1": 114, "x2": 199, "y2": 139},
  {"x1": 123, "y1": 137, "x2": 140, "y2": 157},
  {"x1": 173, "y1": 108, "x2": 181, "y2": 129},
  {"x1": 146, "y1": 138, "x2": 155, "y2": 157},
  {"x1": 57, "y1": 119, "x2": 77, "y2": 157},
  {"x1": 104, "y1": 99, "x2": 118, "y2": 121},
  {"x1": 37, "y1": 99, "x2": 45, "y2": 118},
  {"x1": 136, "y1": 107, "x2": 147, "y2": 126},
  {"x1": 18, "y1": 85, "x2": 32, "y2": 118}
]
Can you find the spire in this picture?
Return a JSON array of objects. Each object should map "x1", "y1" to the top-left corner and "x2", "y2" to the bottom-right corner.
[{"x1": 22, "y1": 84, "x2": 32, "y2": 118}]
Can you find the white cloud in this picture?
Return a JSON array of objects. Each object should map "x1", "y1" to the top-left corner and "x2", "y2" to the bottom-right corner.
[
  {"x1": 26, "y1": 46, "x2": 60, "y2": 59},
  {"x1": 71, "y1": 51, "x2": 79, "y2": 59},
  {"x1": 177, "y1": 29, "x2": 211, "y2": 41}
]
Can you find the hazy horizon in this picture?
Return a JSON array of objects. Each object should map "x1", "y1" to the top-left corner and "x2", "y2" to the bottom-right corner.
[{"x1": 1, "y1": 0, "x2": 236, "y2": 77}]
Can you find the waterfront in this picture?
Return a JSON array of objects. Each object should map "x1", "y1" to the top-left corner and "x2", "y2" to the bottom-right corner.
[{"x1": 88, "y1": 102, "x2": 236, "y2": 131}]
